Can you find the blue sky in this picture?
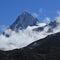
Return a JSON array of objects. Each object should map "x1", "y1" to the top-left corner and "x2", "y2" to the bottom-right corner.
[{"x1": 0, "y1": 0, "x2": 60, "y2": 26}]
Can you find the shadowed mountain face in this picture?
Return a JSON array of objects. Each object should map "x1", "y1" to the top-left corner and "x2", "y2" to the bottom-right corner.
[
  {"x1": 0, "y1": 32, "x2": 60, "y2": 60},
  {"x1": 10, "y1": 12, "x2": 39, "y2": 30}
]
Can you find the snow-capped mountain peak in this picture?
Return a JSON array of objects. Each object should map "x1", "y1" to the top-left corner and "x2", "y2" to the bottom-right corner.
[
  {"x1": 1, "y1": 11, "x2": 60, "y2": 51},
  {"x1": 10, "y1": 11, "x2": 39, "y2": 30}
]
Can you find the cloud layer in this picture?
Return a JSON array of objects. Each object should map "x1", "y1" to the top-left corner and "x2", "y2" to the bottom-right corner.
[{"x1": 0, "y1": 25, "x2": 47, "y2": 51}]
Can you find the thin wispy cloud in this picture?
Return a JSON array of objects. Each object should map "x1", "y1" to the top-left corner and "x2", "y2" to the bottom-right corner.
[
  {"x1": 0, "y1": 25, "x2": 8, "y2": 33},
  {"x1": 32, "y1": 8, "x2": 44, "y2": 18},
  {"x1": 55, "y1": 11, "x2": 60, "y2": 23},
  {"x1": 43, "y1": 17, "x2": 51, "y2": 24},
  {"x1": 32, "y1": 13, "x2": 38, "y2": 18},
  {"x1": 32, "y1": 8, "x2": 51, "y2": 24}
]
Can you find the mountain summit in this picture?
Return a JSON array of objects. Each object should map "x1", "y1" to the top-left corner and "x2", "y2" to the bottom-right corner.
[{"x1": 10, "y1": 11, "x2": 39, "y2": 30}]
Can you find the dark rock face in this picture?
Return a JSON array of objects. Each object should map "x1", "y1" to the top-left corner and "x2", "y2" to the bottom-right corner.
[{"x1": 0, "y1": 32, "x2": 60, "y2": 60}]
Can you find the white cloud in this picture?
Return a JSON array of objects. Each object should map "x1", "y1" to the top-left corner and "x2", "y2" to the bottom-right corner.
[
  {"x1": 0, "y1": 25, "x2": 8, "y2": 34},
  {"x1": 57, "y1": 11, "x2": 60, "y2": 16},
  {"x1": 56, "y1": 11, "x2": 60, "y2": 23},
  {"x1": 43, "y1": 17, "x2": 51, "y2": 24},
  {"x1": 32, "y1": 13, "x2": 38, "y2": 18},
  {"x1": 56, "y1": 16, "x2": 60, "y2": 23},
  {"x1": 0, "y1": 24, "x2": 48, "y2": 51},
  {"x1": 32, "y1": 8, "x2": 43, "y2": 18}
]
